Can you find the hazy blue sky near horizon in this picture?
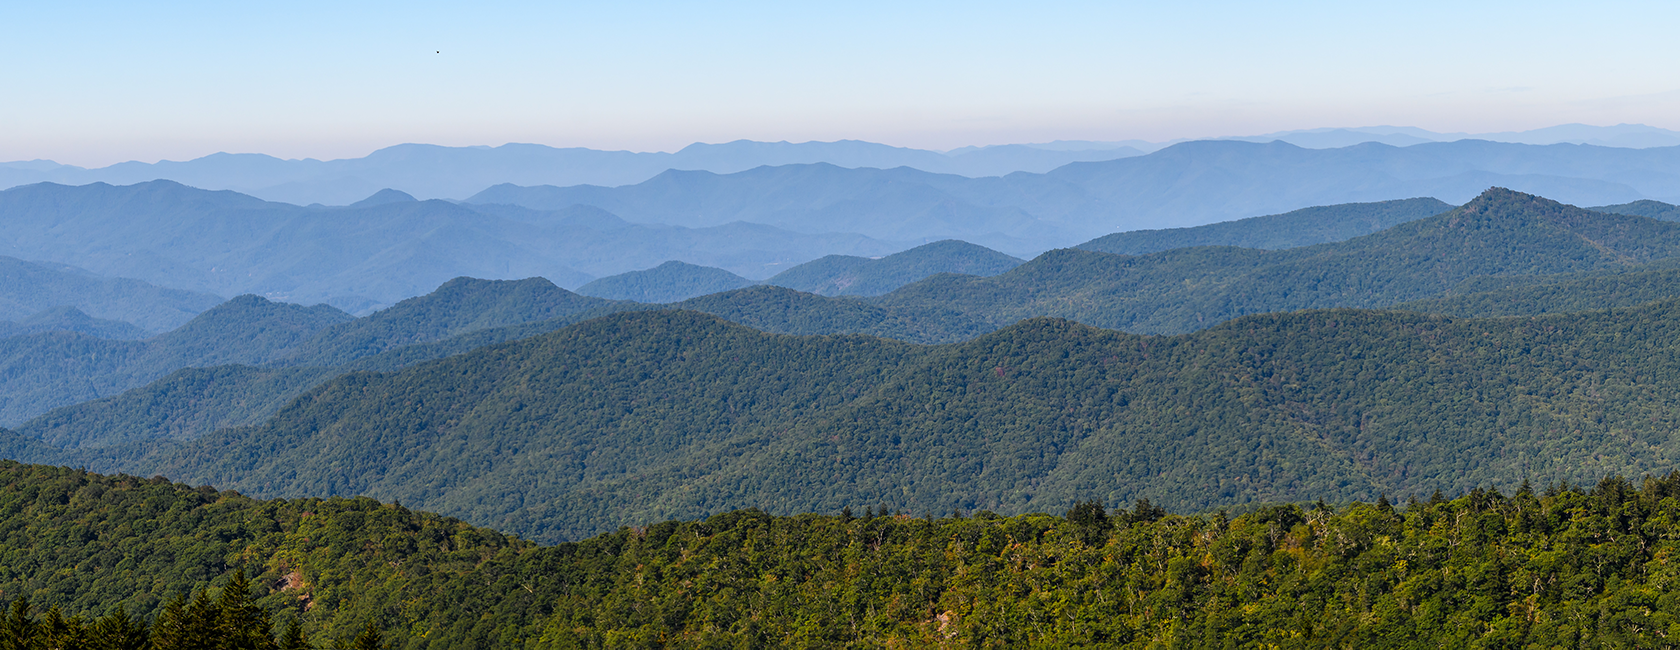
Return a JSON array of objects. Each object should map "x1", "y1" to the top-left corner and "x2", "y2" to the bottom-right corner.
[{"x1": 4, "y1": 0, "x2": 1677, "y2": 167}]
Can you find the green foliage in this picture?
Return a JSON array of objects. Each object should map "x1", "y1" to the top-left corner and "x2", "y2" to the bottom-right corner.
[
  {"x1": 1594, "y1": 198, "x2": 1680, "y2": 222},
  {"x1": 575, "y1": 261, "x2": 755, "y2": 303},
  {"x1": 23, "y1": 463, "x2": 1680, "y2": 646},
  {"x1": 13, "y1": 366, "x2": 335, "y2": 449},
  {"x1": 672, "y1": 285, "x2": 993, "y2": 344},
  {"x1": 3, "y1": 281, "x2": 985, "y2": 459},
  {"x1": 882, "y1": 188, "x2": 1680, "y2": 334},
  {"x1": 1078, "y1": 197, "x2": 1453, "y2": 255},
  {"x1": 767, "y1": 239, "x2": 1023, "y2": 297},
  {"x1": 0, "y1": 297, "x2": 349, "y2": 426},
  {"x1": 0, "y1": 575, "x2": 376, "y2": 650},
  {"x1": 0, "y1": 306, "x2": 148, "y2": 341},
  {"x1": 523, "y1": 475, "x2": 1680, "y2": 647},
  {"x1": 0, "y1": 462, "x2": 543, "y2": 648},
  {"x1": 52, "y1": 294, "x2": 1680, "y2": 544},
  {"x1": 0, "y1": 278, "x2": 613, "y2": 451},
  {"x1": 274, "y1": 277, "x2": 609, "y2": 369},
  {"x1": 1398, "y1": 261, "x2": 1680, "y2": 317}
]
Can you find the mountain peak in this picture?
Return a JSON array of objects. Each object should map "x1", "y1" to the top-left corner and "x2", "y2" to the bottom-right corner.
[
  {"x1": 1448, "y1": 187, "x2": 1574, "y2": 226},
  {"x1": 577, "y1": 262, "x2": 755, "y2": 303},
  {"x1": 350, "y1": 188, "x2": 418, "y2": 207}
]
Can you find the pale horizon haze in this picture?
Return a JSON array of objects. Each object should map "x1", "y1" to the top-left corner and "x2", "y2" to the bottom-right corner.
[{"x1": 3, "y1": 0, "x2": 1677, "y2": 167}]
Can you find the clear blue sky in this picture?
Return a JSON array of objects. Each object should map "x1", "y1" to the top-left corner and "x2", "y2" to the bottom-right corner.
[{"x1": 3, "y1": 0, "x2": 1676, "y2": 166}]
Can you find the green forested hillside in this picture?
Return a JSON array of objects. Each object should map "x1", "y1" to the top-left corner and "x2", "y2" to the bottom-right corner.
[
  {"x1": 0, "y1": 306, "x2": 149, "y2": 340},
  {"x1": 12, "y1": 365, "x2": 336, "y2": 448},
  {"x1": 0, "y1": 282, "x2": 990, "y2": 457},
  {"x1": 881, "y1": 188, "x2": 1680, "y2": 333},
  {"x1": 767, "y1": 239, "x2": 1023, "y2": 297},
  {"x1": 0, "y1": 296, "x2": 349, "y2": 425},
  {"x1": 11, "y1": 460, "x2": 1680, "y2": 647},
  {"x1": 1396, "y1": 260, "x2": 1680, "y2": 317},
  {"x1": 40, "y1": 293, "x2": 1680, "y2": 544},
  {"x1": 672, "y1": 285, "x2": 993, "y2": 344},
  {"x1": 132, "y1": 311, "x2": 923, "y2": 542},
  {"x1": 528, "y1": 478, "x2": 1680, "y2": 647},
  {"x1": 1594, "y1": 198, "x2": 1680, "y2": 221},
  {"x1": 576, "y1": 260, "x2": 755, "y2": 303},
  {"x1": 274, "y1": 277, "x2": 610, "y2": 368},
  {"x1": 0, "y1": 461, "x2": 579, "y2": 649},
  {"x1": 12, "y1": 188, "x2": 1665, "y2": 457},
  {"x1": 1077, "y1": 196, "x2": 1453, "y2": 255}
]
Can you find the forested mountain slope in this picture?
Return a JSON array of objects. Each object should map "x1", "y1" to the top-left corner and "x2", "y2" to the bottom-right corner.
[
  {"x1": 52, "y1": 294, "x2": 1680, "y2": 543},
  {"x1": 1593, "y1": 198, "x2": 1680, "y2": 221},
  {"x1": 0, "y1": 255, "x2": 223, "y2": 333},
  {"x1": 766, "y1": 239, "x2": 1023, "y2": 297},
  {"x1": 0, "y1": 461, "x2": 559, "y2": 648},
  {"x1": 0, "y1": 281, "x2": 990, "y2": 453},
  {"x1": 576, "y1": 261, "x2": 755, "y2": 303},
  {"x1": 879, "y1": 188, "x2": 1680, "y2": 334},
  {"x1": 0, "y1": 296, "x2": 349, "y2": 425},
  {"x1": 1395, "y1": 259, "x2": 1680, "y2": 317},
  {"x1": 0, "y1": 306, "x2": 149, "y2": 340},
  {"x1": 1077, "y1": 197, "x2": 1453, "y2": 255},
  {"x1": 13, "y1": 365, "x2": 337, "y2": 449},
  {"x1": 273, "y1": 277, "x2": 612, "y2": 368},
  {"x1": 669, "y1": 285, "x2": 994, "y2": 344}
]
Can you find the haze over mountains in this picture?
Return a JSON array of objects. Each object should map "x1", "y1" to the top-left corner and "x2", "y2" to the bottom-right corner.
[
  {"x1": 11, "y1": 116, "x2": 1680, "y2": 552},
  {"x1": 473, "y1": 140, "x2": 1680, "y2": 251},
  {"x1": 4, "y1": 123, "x2": 1676, "y2": 208},
  {"x1": 10, "y1": 189, "x2": 1680, "y2": 544},
  {"x1": 2, "y1": 136, "x2": 1677, "y2": 311},
  {"x1": 0, "y1": 140, "x2": 1146, "y2": 206},
  {"x1": 0, "y1": 180, "x2": 904, "y2": 309}
]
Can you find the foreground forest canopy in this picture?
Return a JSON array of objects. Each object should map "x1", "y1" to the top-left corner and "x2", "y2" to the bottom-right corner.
[{"x1": 8, "y1": 461, "x2": 1680, "y2": 647}]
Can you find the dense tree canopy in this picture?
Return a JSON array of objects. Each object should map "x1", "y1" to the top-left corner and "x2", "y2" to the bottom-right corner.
[{"x1": 13, "y1": 462, "x2": 1680, "y2": 647}]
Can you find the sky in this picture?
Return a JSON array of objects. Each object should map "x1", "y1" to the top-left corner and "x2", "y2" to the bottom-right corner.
[{"x1": 3, "y1": 0, "x2": 1678, "y2": 167}]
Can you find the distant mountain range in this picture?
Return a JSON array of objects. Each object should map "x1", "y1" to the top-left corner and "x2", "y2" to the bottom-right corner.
[
  {"x1": 0, "y1": 180, "x2": 906, "y2": 308},
  {"x1": 5, "y1": 124, "x2": 1674, "y2": 206},
  {"x1": 0, "y1": 140, "x2": 1145, "y2": 206},
  {"x1": 1019, "y1": 123, "x2": 1680, "y2": 153},
  {"x1": 1221, "y1": 123, "x2": 1680, "y2": 150},
  {"x1": 4, "y1": 140, "x2": 1677, "y2": 304},
  {"x1": 472, "y1": 140, "x2": 1680, "y2": 251}
]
